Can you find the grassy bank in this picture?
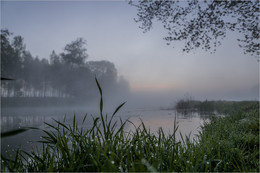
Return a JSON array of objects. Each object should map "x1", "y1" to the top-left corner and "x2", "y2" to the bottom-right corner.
[
  {"x1": 175, "y1": 99, "x2": 258, "y2": 114},
  {"x1": 1, "y1": 80, "x2": 259, "y2": 172}
]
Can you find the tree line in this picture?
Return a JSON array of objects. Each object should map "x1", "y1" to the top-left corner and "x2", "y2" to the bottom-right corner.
[{"x1": 1, "y1": 29, "x2": 129, "y2": 98}]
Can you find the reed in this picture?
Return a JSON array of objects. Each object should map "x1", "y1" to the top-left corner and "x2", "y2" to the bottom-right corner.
[{"x1": 1, "y1": 79, "x2": 259, "y2": 172}]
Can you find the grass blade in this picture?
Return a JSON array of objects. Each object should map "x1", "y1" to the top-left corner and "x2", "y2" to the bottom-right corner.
[
  {"x1": 53, "y1": 119, "x2": 69, "y2": 130},
  {"x1": 112, "y1": 102, "x2": 126, "y2": 116},
  {"x1": 95, "y1": 77, "x2": 102, "y2": 96},
  {"x1": 83, "y1": 113, "x2": 88, "y2": 124},
  {"x1": 1, "y1": 127, "x2": 39, "y2": 138},
  {"x1": 95, "y1": 77, "x2": 103, "y2": 114}
]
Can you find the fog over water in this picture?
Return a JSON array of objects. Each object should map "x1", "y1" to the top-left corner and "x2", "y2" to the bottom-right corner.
[
  {"x1": 1, "y1": 0, "x2": 259, "y2": 156},
  {"x1": 1, "y1": 104, "x2": 209, "y2": 156},
  {"x1": 1, "y1": 1, "x2": 259, "y2": 102}
]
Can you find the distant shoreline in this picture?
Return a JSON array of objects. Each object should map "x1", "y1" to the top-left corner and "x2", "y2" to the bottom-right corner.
[{"x1": 1, "y1": 97, "x2": 95, "y2": 107}]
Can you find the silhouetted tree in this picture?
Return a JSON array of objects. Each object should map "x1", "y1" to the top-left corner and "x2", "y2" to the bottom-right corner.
[
  {"x1": 12, "y1": 36, "x2": 26, "y2": 58},
  {"x1": 21, "y1": 50, "x2": 34, "y2": 96},
  {"x1": 88, "y1": 60, "x2": 118, "y2": 90},
  {"x1": 1, "y1": 30, "x2": 129, "y2": 98},
  {"x1": 1, "y1": 30, "x2": 22, "y2": 96},
  {"x1": 50, "y1": 50, "x2": 61, "y2": 65},
  {"x1": 60, "y1": 38, "x2": 88, "y2": 67},
  {"x1": 1, "y1": 30, "x2": 20, "y2": 79},
  {"x1": 129, "y1": 0, "x2": 259, "y2": 60},
  {"x1": 49, "y1": 51, "x2": 64, "y2": 96}
]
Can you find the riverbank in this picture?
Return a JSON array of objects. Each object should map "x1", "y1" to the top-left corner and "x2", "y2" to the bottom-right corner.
[
  {"x1": 173, "y1": 99, "x2": 259, "y2": 114},
  {"x1": 192, "y1": 102, "x2": 259, "y2": 172},
  {"x1": 1, "y1": 100, "x2": 258, "y2": 172}
]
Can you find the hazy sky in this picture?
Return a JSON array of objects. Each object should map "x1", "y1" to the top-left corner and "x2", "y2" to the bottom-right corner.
[{"x1": 1, "y1": 0, "x2": 259, "y2": 100}]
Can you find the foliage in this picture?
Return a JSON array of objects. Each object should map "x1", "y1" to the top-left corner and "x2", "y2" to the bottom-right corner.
[
  {"x1": 1, "y1": 29, "x2": 129, "y2": 98},
  {"x1": 197, "y1": 103, "x2": 259, "y2": 171},
  {"x1": 1, "y1": 79, "x2": 259, "y2": 172},
  {"x1": 1, "y1": 30, "x2": 21, "y2": 81},
  {"x1": 129, "y1": 0, "x2": 259, "y2": 60},
  {"x1": 175, "y1": 98, "x2": 259, "y2": 115},
  {"x1": 60, "y1": 38, "x2": 88, "y2": 67}
]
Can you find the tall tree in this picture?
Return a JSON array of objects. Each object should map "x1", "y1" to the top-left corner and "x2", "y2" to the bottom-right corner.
[
  {"x1": 1, "y1": 31, "x2": 28, "y2": 96},
  {"x1": 61, "y1": 38, "x2": 88, "y2": 67},
  {"x1": 50, "y1": 50, "x2": 61, "y2": 65},
  {"x1": 1, "y1": 30, "x2": 129, "y2": 98},
  {"x1": 1, "y1": 29, "x2": 15, "y2": 78},
  {"x1": 12, "y1": 36, "x2": 26, "y2": 58},
  {"x1": 129, "y1": 0, "x2": 259, "y2": 60},
  {"x1": 49, "y1": 51, "x2": 64, "y2": 96}
]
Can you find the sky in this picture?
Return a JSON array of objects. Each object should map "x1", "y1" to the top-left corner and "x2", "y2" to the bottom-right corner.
[{"x1": 1, "y1": 0, "x2": 259, "y2": 101}]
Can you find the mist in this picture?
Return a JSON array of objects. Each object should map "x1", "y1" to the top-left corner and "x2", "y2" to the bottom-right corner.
[{"x1": 1, "y1": 1, "x2": 259, "y2": 171}]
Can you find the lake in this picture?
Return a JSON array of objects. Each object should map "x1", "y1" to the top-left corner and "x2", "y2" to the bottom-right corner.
[{"x1": 1, "y1": 105, "x2": 210, "y2": 156}]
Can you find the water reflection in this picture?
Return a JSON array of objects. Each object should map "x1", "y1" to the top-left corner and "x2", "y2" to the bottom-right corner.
[
  {"x1": 1, "y1": 106, "x2": 213, "y2": 156},
  {"x1": 1, "y1": 107, "x2": 97, "y2": 131},
  {"x1": 124, "y1": 109, "x2": 209, "y2": 141},
  {"x1": 1, "y1": 114, "x2": 46, "y2": 131},
  {"x1": 175, "y1": 109, "x2": 214, "y2": 119},
  {"x1": 1, "y1": 106, "x2": 96, "y2": 156}
]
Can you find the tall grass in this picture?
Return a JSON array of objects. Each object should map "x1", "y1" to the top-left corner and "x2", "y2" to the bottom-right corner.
[{"x1": 1, "y1": 78, "x2": 259, "y2": 172}]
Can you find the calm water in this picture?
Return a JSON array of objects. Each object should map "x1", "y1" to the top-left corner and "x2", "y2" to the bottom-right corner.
[{"x1": 1, "y1": 106, "x2": 210, "y2": 155}]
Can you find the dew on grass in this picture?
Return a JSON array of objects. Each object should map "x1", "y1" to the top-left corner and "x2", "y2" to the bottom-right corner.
[{"x1": 118, "y1": 166, "x2": 123, "y2": 171}]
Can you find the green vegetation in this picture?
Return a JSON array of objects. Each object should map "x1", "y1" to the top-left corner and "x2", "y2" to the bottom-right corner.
[
  {"x1": 1, "y1": 80, "x2": 259, "y2": 172},
  {"x1": 175, "y1": 98, "x2": 259, "y2": 115},
  {"x1": 130, "y1": 1, "x2": 259, "y2": 59},
  {"x1": 197, "y1": 103, "x2": 259, "y2": 172}
]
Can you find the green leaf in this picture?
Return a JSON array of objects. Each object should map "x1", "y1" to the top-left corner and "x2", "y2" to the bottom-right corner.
[
  {"x1": 100, "y1": 97, "x2": 103, "y2": 115},
  {"x1": 48, "y1": 155, "x2": 54, "y2": 172},
  {"x1": 107, "y1": 102, "x2": 126, "y2": 131},
  {"x1": 82, "y1": 113, "x2": 88, "y2": 124},
  {"x1": 95, "y1": 77, "x2": 102, "y2": 96},
  {"x1": 44, "y1": 122, "x2": 58, "y2": 131},
  {"x1": 95, "y1": 77, "x2": 103, "y2": 114},
  {"x1": 1, "y1": 127, "x2": 39, "y2": 138},
  {"x1": 1, "y1": 129, "x2": 28, "y2": 138},
  {"x1": 112, "y1": 102, "x2": 126, "y2": 116},
  {"x1": 53, "y1": 119, "x2": 69, "y2": 130},
  {"x1": 43, "y1": 130, "x2": 57, "y2": 144}
]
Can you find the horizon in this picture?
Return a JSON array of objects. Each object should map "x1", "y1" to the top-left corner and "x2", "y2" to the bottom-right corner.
[{"x1": 1, "y1": 0, "x2": 259, "y2": 101}]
